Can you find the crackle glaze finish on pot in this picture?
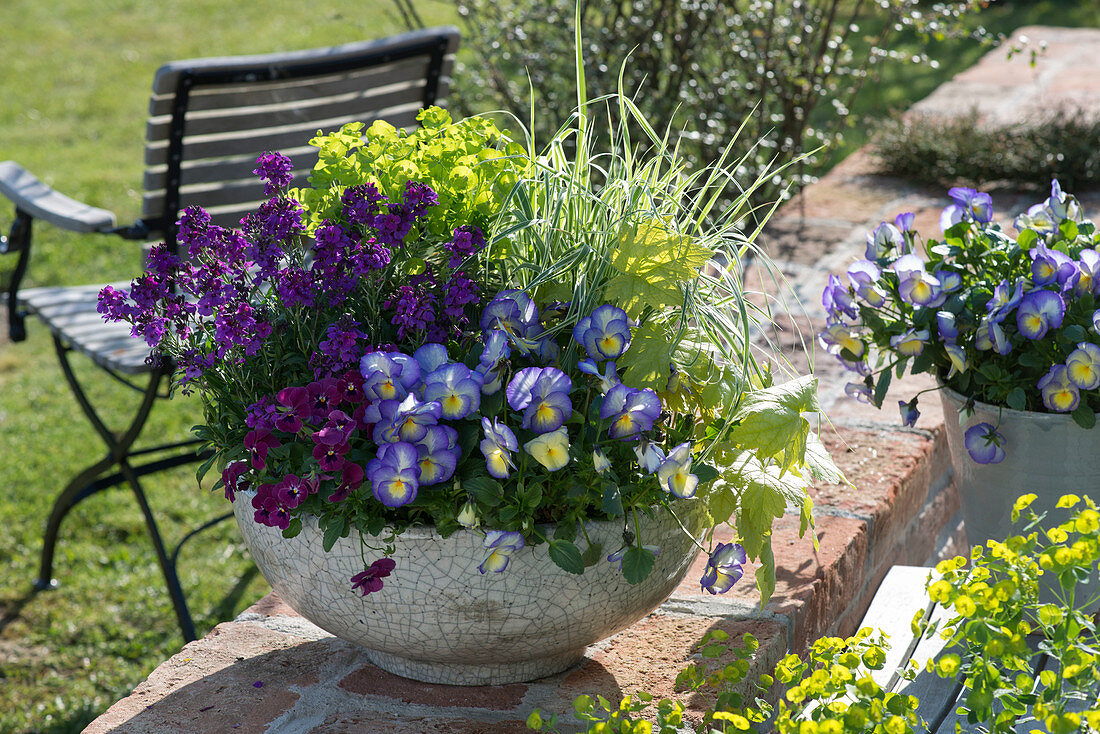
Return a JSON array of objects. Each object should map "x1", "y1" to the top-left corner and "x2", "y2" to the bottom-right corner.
[
  {"x1": 232, "y1": 492, "x2": 703, "y2": 685},
  {"x1": 940, "y1": 385, "x2": 1100, "y2": 546}
]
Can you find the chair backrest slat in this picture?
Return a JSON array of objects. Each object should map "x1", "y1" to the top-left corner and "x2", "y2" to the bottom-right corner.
[{"x1": 139, "y1": 27, "x2": 459, "y2": 250}]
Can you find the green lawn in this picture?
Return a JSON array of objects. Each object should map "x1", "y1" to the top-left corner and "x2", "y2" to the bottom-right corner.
[{"x1": 0, "y1": 1, "x2": 1098, "y2": 732}]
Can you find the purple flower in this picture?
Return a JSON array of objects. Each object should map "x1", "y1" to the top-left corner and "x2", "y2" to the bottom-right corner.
[
  {"x1": 573, "y1": 304, "x2": 632, "y2": 361},
  {"x1": 936, "y1": 311, "x2": 959, "y2": 342},
  {"x1": 975, "y1": 316, "x2": 1012, "y2": 356},
  {"x1": 1015, "y1": 290, "x2": 1065, "y2": 340},
  {"x1": 413, "y1": 343, "x2": 450, "y2": 374},
  {"x1": 366, "y1": 441, "x2": 420, "y2": 507},
  {"x1": 385, "y1": 273, "x2": 439, "y2": 341},
  {"x1": 865, "y1": 222, "x2": 904, "y2": 260},
  {"x1": 656, "y1": 443, "x2": 699, "y2": 499},
  {"x1": 479, "y1": 530, "x2": 525, "y2": 574},
  {"x1": 985, "y1": 279, "x2": 1025, "y2": 323},
  {"x1": 600, "y1": 383, "x2": 662, "y2": 439},
  {"x1": 945, "y1": 343, "x2": 968, "y2": 378},
  {"x1": 423, "y1": 363, "x2": 483, "y2": 420},
  {"x1": 442, "y1": 273, "x2": 480, "y2": 326},
  {"x1": 894, "y1": 212, "x2": 915, "y2": 233},
  {"x1": 963, "y1": 423, "x2": 1006, "y2": 464},
  {"x1": 415, "y1": 425, "x2": 459, "y2": 486},
  {"x1": 1030, "y1": 242, "x2": 1076, "y2": 287},
  {"x1": 244, "y1": 429, "x2": 280, "y2": 471},
  {"x1": 1074, "y1": 250, "x2": 1100, "y2": 298},
  {"x1": 329, "y1": 462, "x2": 364, "y2": 503},
  {"x1": 1037, "y1": 364, "x2": 1080, "y2": 413},
  {"x1": 341, "y1": 184, "x2": 385, "y2": 226},
  {"x1": 480, "y1": 417, "x2": 518, "y2": 479},
  {"x1": 274, "y1": 386, "x2": 311, "y2": 433},
  {"x1": 844, "y1": 382, "x2": 873, "y2": 404},
  {"x1": 846, "y1": 261, "x2": 885, "y2": 308},
  {"x1": 221, "y1": 461, "x2": 249, "y2": 501},
  {"x1": 350, "y1": 558, "x2": 397, "y2": 596},
  {"x1": 361, "y1": 351, "x2": 422, "y2": 402},
  {"x1": 635, "y1": 440, "x2": 666, "y2": 474},
  {"x1": 940, "y1": 187, "x2": 993, "y2": 231},
  {"x1": 889, "y1": 329, "x2": 929, "y2": 357},
  {"x1": 480, "y1": 290, "x2": 540, "y2": 340},
  {"x1": 1066, "y1": 343, "x2": 1100, "y2": 390},
  {"x1": 274, "y1": 473, "x2": 313, "y2": 509},
  {"x1": 934, "y1": 269, "x2": 963, "y2": 293},
  {"x1": 506, "y1": 367, "x2": 573, "y2": 434},
  {"x1": 898, "y1": 399, "x2": 920, "y2": 428},
  {"x1": 893, "y1": 255, "x2": 944, "y2": 308},
  {"x1": 253, "y1": 152, "x2": 294, "y2": 196},
  {"x1": 444, "y1": 225, "x2": 486, "y2": 269},
  {"x1": 700, "y1": 542, "x2": 747, "y2": 595},
  {"x1": 818, "y1": 323, "x2": 865, "y2": 360},
  {"x1": 476, "y1": 331, "x2": 511, "y2": 395},
  {"x1": 372, "y1": 394, "x2": 442, "y2": 445}
]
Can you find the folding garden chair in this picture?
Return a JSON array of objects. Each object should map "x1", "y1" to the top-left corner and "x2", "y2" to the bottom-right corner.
[{"x1": 0, "y1": 26, "x2": 460, "y2": 641}]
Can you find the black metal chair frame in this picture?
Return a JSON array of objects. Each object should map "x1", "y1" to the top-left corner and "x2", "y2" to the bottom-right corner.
[{"x1": 0, "y1": 27, "x2": 459, "y2": 641}]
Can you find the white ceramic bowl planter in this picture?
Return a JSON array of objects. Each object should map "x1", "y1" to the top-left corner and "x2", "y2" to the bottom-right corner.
[{"x1": 233, "y1": 491, "x2": 703, "y2": 685}]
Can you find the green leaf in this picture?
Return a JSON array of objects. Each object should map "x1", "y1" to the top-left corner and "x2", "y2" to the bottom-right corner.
[
  {"x1": 548, "y1": 540, "x2": 585, "y2": 574},
  {"x1": 618, "y1": 320, "x2": 675, "y2": 391},
  {"x1": 727, "y1": 376, "x2": 818, "y2": 471},
  {"x1": 873, "y1": 370, "x2": 892, "y2": 408},
  {"x1": 1016, "y1": 228, "x2": 1037, "y2": 250},
  {"x1": 282, "y1": 517, "x2": 302, "y2": 539},
  {"x1": 603, "y1": 217, "x2": 713, "y2": 317},
  {"x1": 802, "y1": 431, "x2": 844, "y2": 485},
  {"x1": 1006, "y1": 387, "x2": 1026, "y2": 411},
  {"x1": 601, "y1": 484, "x2": 625, "y2": 517},
  {"x1": 707, "y1": 485, "x2": 737, "y2": 525},
  {"x1": 1064, "y1": 324, "x2": 1087, "y2": 343},
  {"x1": 196, "y1": 452, "x2": 218, "y2": 484},
  {"x1": 754, "y1": 541, "x2": 776, "y2": 606},
  {"x1": 581, "y1": 541, "x2": 604, "y2": 567},
  {"x1": 721, "y1": 448, "x2": 808, "y2": 560},
  {"x1": 322, "y1": 516, "x2": 347, "y2": 552},
  {"x1": 553, "y1": 519, "x2": 578, "y2": 541},
  {"x1": 464, "y1": 476, "x2": 503, "y2": 507},
  {"x1": 694, "y1": 463, "x2": 720, "y2": 485},
  {"x1": 621, "y1": 546, "x2": 656, "y2": 584},
  {"x1": 1072, "y1": 404, "x2": 1096, "y2": 430}
]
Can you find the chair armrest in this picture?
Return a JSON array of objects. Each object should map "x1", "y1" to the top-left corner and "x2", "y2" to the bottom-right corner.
[{"x1": 0, "y1": 161, "x2": 116, "y2": 233}]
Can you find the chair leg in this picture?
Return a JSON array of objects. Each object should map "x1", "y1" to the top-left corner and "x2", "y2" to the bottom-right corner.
[{"x1": 38, "y1": 334, "x2": 202, "y2": 641}]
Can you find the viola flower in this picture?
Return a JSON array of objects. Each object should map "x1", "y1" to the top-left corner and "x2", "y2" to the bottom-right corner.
[
  {"x1": 221, "y1": 460, "x2": 250, "y2": 501},
  {"x1": 456, "y1": 501, "x2": 479, "y2": 529},
  {"x1": 700, "y1": 542, "x2": 748, "y2": 595},
  {"x1": 415, "y1": 425, "x2": 459, "y2": 486},
  {"x1": 573, "y1": 304, "x2": 632, "y2": 361},
  {"x1": 366, "y1": 441, "x2": 420, "y2": 507},
  {"x1": 476, "y1": 330, "x2": 511, "y2": 395},
  {"x1": 524, "y1": 428, "x2": 571, "y2": 472},
  {"x1": 933, "y1": 269, "x2": 963, "y2": 293},
  {"x1": 845, "y1": 382, "x2": 873, "y2": 404},
  {"x1": 818, "y1": 323, "x2": 865, "y2": 360},
  {"x1": 1066, "y1": 343, "x2": 1100, "y2": 390},
  {"x1": 822, "y1": 274, "x2": 859, "y2": 321},
  {"x1": 889, "y1": 328, "x2": 929, "y2": 357},
  {"x1": 392, "y1": 394, "x2": 444, "y2": 444},
  {"x1": 244, "y1": 429, "x2": 280, "y2": 471},
  {"x1": 940, "y1": 187, "x2": 993, "y2": 231},
  {"x1": 600, "y1": 383, "x2": 662, "y2": 439},
  {"x1": 634, "y1": 440, "x2": 666, "y2": 474},
  {"x1": 480, "y1": 289, "x2": 540, "y2": 340},
  {"x1": 592, "y1": 448, "x2": 612, "y2": 475},
  {"x1": 423, "y1": 363, "x2": 483, "y2": 420},
  {"x1": 329, "y1": 462, "x2": 364, "y2": 503},
  {"x1": 307, "y1": 377, "x2": 343, "y2": 423},
  {"x1": 274, "y1": 473, "x2": 312, "y2": 509},
  {"x1": 1030, "y1": 242, "x2": 1076, "y2": 287},
  {"x1": 985, "y1": 279, "x2": 1025, "y2": 322},
  {"x1": 893, "y1": 255, "x2": 945, "y2": 308},
  {"x1": 479, "y1": 530, "x2": 525, "y2": 574},
  {"x1": 898, "y1": 399, "x2": 920, "y2": 428},
  {"x1": 275, "y1": 386, "x2": 312, "y2": 433},
  {"x1": 1037, "y1": 365, "x2": 1080, "y2": 413},
  {"x1": 480, "y1": 417, "x2": 519, "y2": 479},
  {"x1": 1074, "y1": 250, "x2": 1100, "y2": 298},
  {"x1": 656, "y1": 443, "x2": 699, "y2": 499},
  {"x1": 846, "y1": 261, "x2": 886, "y2": 308},
  {"x1": 944, "y1": 343, "x2": 968, "y2": 379},
  {"x1": 350, "y1": 558, "x2": 397, "y2": 596},
  {"x1": 975, "y1": 316, "x2": 1012, "y2": 356},
  {"x1": 312, "y1": 432, "x2": 350, "y2": 472},
  {"x1": 577, "y1": 358, "x2": 620, "y2": 394},
  {"x1": 607, "y1": 545, "x2": 660, "y2": 571},
  {"x1": 1016, "y1": 289, "x2": 1065, "y2": 340},
  {"x1": 361, "y1": 351, "x2": 422, "y2": 402},
  {"x1": 963, "y1": 423, "x2": 1006, "y2": 465},
  {"x1": 936, "y1": 311, "x2": 959, "y2": 342},
  {"x1": 865, "y1": 221, "x2": 904, "y2": 260},
  {"x1": 507, "y1": 367, "x2": 573, "y2": 433},
  {"x1": 894, "y1": 211, "x2": 915, "y2": 234}
]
